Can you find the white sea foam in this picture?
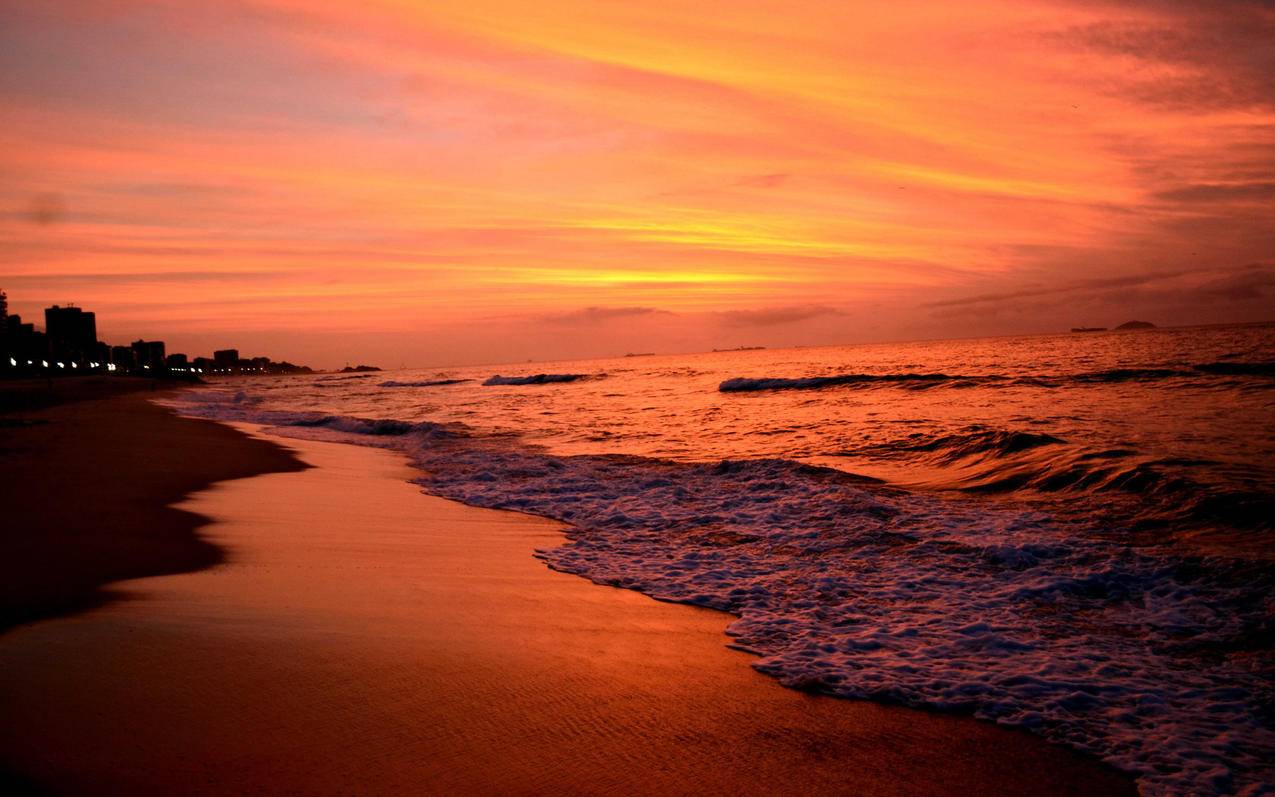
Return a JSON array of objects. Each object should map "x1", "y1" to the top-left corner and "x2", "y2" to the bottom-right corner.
[{"x1": 165, "y1": 388, "x2": 1275, "y2": 796}]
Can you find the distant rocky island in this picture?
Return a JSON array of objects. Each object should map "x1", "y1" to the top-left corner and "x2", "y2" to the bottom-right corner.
[
  {"x1": 1070, "y1": 326, "x2": 1107, "y2": 333},
  {"x1": 339, "y1": 364, "x2": 381, "y2": 373}
]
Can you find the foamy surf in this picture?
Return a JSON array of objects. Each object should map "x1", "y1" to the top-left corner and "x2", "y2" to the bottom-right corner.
[{"x1": 166, "y1": 388, "x2": 1275, "y2": 797}]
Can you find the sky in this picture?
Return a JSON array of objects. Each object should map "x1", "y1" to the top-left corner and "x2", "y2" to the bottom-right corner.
[{"x1": 1, "y1": 0, "x2": 1272, "y2": 368}]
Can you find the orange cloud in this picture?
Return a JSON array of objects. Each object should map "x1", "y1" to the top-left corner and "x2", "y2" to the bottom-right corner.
[{"x1": 1, "y1": 0, "x2": 1271, "y2": 365}]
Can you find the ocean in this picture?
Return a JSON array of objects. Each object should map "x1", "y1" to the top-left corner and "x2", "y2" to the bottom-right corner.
[{"x1": 169, "y1": 322, "x2": 1274, "y2": 796}]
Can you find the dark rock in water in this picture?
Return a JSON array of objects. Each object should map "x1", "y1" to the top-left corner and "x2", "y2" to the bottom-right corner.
[
  {"x1": 1070, "y1": 327, "x2": 1107, "y2": 333},
  {"x1": 340, "y1": 364, "x2": 381, "y2": 372},
  {"x1": 1115, "y1": 320, "x2": 1156, "y2": 330}
]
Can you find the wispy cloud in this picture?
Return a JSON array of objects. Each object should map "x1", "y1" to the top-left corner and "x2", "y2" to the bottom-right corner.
[
  {"x1": 716, "y1": 305, "x2": 846, "y2": 327},
  {"x1": 1153, "y1": 183, "x2": 1275, "y2": 203},
  {"x1": 1048, "y1": 2, "x2": 1275, "y2": 110},
  {"x1": 542, "y1": 306, "x2": 673, "y2": 324},
  {"x1": 925, "y1": 263, "x2": 1275, "y2": 321}
]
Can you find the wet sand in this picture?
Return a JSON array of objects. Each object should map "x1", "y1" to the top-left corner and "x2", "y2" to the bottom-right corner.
[
  {"x1": 0, "y1": 423, "x2": 1135, "y2": 795},
  {"x1": 0, "y1": 384, "x2": 305, "y2": 631}
]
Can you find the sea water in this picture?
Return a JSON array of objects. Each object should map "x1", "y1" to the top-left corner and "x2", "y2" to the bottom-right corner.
[{"x1": 168, "y1": 323, "x2": 1275, "y2": 795}]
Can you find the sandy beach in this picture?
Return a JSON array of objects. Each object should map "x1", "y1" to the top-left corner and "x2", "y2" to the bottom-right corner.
[
  {"x1": 0, "y1": 380, "x2": 304, "y2": 630},
  {"x1": 0, "y1": 394, "x2": 1135, "y2": 795}
]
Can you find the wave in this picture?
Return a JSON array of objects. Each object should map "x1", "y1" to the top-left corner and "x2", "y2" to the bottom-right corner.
[
  {"x1": 379, "y1": 378, "x2": 471, "y2": 388},
  {"x1": 720, "y1": 362, "x2": 1275, "y2": 392},
  {"x1": 878, "y1": 428, "x2": 1065, "y2": 461},
  {"x1": 720, "y1": 373, "x2": 974, "y2": 392},
  {"x1": 483, "y1": 373, "x2": 588, "y2": 386},
  {"x1": 1193, "y1": 360, "x2": 1275, "y2": 376},
  {"x1": 163, "y1": 388, "x2": 1275, "y2": 795},
  {"x1": 845, "y1": 426, "x2": 1274, "y2": 533},
  {"x1": 172, "y1": 389, "x2": 261, "y2": 407},
  {"x1": 1077, "y1": 362, "x2": 1275, "y2": 382},
  {"x1": 1071, "y1": 367, "x2": 1194, "y2": 383}
]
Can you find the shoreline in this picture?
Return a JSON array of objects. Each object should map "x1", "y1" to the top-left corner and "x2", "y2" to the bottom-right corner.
[
  {"x1": 0, "y1": 383, "x2": 306, "y2": 632},
  {"x1": 0, "y1": 412, "x2": 1136, "y2": 794}
]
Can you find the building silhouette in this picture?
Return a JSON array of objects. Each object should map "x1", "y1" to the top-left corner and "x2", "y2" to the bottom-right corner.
[
  {"x1": 2, "y1": 291, "x2": 314, "y2": 378},
  {"x1": 44, "y1": 305, "x2": 97, "y2": 364},
  {"x1": 2, "y1": 292, "x2": 45, "y2": 369},
  {"x1": 213, "y1": 349, "x2": 239, "y2": 372},
  {"x1": 131, "y1": 339, "x2": 166, "y2": 370},
  {"x1": 111, "y1": 345, "x2": 136, "y2": 371}
]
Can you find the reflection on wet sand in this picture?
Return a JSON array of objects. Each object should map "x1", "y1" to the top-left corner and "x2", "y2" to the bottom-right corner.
[{"x1": 0, "y1": 428, "x2": 1132, "y2": 795}]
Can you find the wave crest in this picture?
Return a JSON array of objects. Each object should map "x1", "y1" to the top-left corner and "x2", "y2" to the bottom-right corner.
[
  {"x1": 379, "y1": 379, "x2": 470, "y2": 388},
  {"x1": 483, "y1": 373, "x2": 589, "y2": 386},
  {"x1": 720, "y1": 361, "x2": 1275, "y2": 393},
  {"x1": 845, "y1": 426, "x2": 1274, "y2": 533},
  {"x1": 720, "y1": 373, "x2": 968, "y2": 392}
]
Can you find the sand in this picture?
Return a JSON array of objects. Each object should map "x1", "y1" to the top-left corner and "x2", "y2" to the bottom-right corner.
[
  {"x1": 0, "y1": 414, "x2": 1135, "y2": 795},
  {"x1": 0, "y1": 382, "x2": 305, "y2": 630}
]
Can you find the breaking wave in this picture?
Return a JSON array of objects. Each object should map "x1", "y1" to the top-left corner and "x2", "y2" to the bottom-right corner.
[
  {"x1": 379, "y1": 378, "x2": 471, "y2": 388},
  {"x1": 1194, "y1": 360, "x2": 1275, "y2": 377},
  {"x1": 719, "y1": 362, "x2": 1275, "y2": 392},
  {"x1": 869, "y1": 428, "x2": 1066, "y2": 461},
  {"x1": 483, "y1": 373, "x2": 589, "y2": 386},
  {"x1": 844, "y1": 426, "x2": 1274, "y2": 534},
  {"x1": 165, "y1": 389, "x2": 1275, "y2": 796},
  {"x1": 720, "y1": 373, "x2": 973, "y2": 392}
]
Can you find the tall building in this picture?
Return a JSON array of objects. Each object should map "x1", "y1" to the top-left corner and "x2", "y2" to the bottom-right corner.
[
  {"x1": 4, "y1": 316, "x2": 45, "y2": 368},
  {"x1": 131, "y1": 339, "x2": 166, "y2": 370},
  {"x1": 111, "y1": 345, "x2": 136, "y2": 371},
  {"x1": 0, "y1": 290, "x2": 8, "y2": 365},
  {"x1": 213, "y1": 349, "x2": 239, "y2": 372},
  {"x1": 45, "y1": 305, "x2": 97, "y2": 361},
  {"x1": 90, "y1": 341, "x2": 109, "y2": 367}
]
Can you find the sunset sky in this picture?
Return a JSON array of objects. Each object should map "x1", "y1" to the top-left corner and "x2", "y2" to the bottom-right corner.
[{"x1": 2, "y1": 0, "x2": 1272, "y2": 367}]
